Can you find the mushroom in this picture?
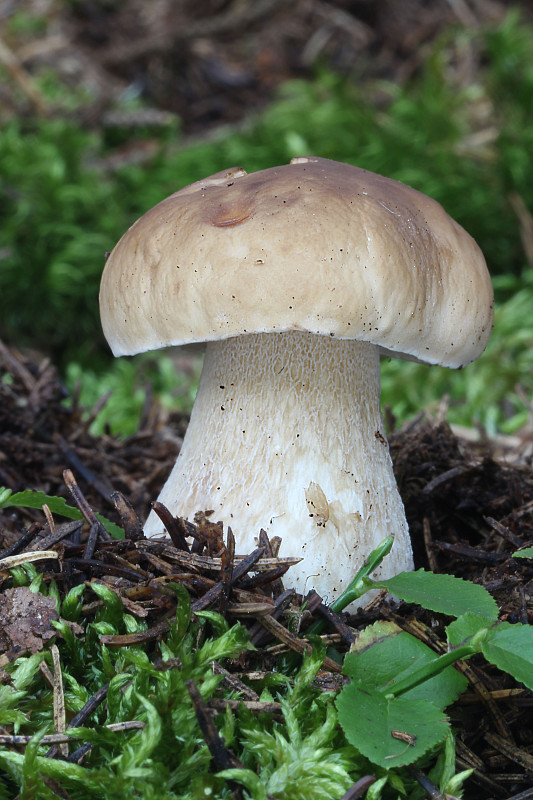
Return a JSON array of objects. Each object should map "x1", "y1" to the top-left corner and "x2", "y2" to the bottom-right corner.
[{"x1": 99, "y1": 157, "x2": 493, "y2": 603}]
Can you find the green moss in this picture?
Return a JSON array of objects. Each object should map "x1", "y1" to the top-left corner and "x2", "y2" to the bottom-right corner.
[{"x1": 1, "y1": 10, "x2": 532, "y2": 432}]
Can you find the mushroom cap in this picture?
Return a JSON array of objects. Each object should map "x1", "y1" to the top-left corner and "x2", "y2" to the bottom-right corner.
[{"x1": 99, "y1": 157, "x2": 493, "y2": 368}]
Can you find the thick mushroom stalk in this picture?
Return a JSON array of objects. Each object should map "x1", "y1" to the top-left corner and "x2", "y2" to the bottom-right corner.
[{"x1": 144, "y1": 330, "x2": 413, "y2": 601}]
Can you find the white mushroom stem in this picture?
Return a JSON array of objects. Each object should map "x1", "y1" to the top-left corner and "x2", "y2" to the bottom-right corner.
[{"x1": 144, "y1": 330, "x2": 413, "y2": 603}]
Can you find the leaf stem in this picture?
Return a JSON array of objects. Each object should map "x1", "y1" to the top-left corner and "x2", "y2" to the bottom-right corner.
[
  {"x1": 304, "y1": 536, "x2": 394, "y2": 639},
  {"x1": 383, "y1": 644, "x2": 477, "y2": 698},
  {"x1": 330, "y1": 535, "x2": 394, "y2": 613}
]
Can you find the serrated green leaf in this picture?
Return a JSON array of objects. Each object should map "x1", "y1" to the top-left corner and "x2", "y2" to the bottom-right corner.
[
  {"x1": 344, "y1": 621, "x2": 467, "y2": 708},
  {"x1": 63, "y1": 674, "x2": 91, "y2": 714},
  {"x1": 2, "y1": 489, "x2": 124, "y2": 539},
  {"x1": 336, "y1": 683, "x2": 449, "y2": 768},
  {"x1": 373, "y1": 569, "x2": 498, "y2": 620},
  {"x1": 481, "y1": 622, "x2": 533, "y2": 690},
  {"x1": 446, "y1": 613, "x2": 491, "y2": 647}
]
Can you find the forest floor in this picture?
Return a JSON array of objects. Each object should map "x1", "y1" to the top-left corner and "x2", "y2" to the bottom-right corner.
[
  {"x1": 4, "y1": 0, "x2": 530, "y2": 140},
  {"x1": 1, "y1": 341, "x2": 533, "y2": 798}
]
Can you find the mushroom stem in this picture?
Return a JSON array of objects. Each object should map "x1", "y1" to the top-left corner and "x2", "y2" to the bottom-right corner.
[{"x1": 144, "y1": 330, "x2": 413, "y2": 602}]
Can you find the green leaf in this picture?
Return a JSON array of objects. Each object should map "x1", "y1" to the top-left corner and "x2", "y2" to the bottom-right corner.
[
  {"x1": 165, "y1": 583, "x2": 191, "y2": 651},
  {"x1": 61, "y1": 584, "x2": 86, "y2": 622},
  {"x1": 111, "y1": 694, "x2": 162, "y2": 778},
  {"x1": 0, "y1": 774, "x2": 14, "y2": 800},
  {"x1": 90, "y1": 582, "x2": 124, "y2": 629},
  {"x1": 1, "y1": 489, "x2": 124, "y2": 539},
  {"x1": 106, "y1": 673, "x2": 134, "y2": 722},
  {"x1": 512, "y1": 546, "x2": 533, "y2": 559},
  {"x1": 481, "y1": 622, "x2": 533, "y2": 690},
  {"x1": 196, "y1": 622, "x2": 254, "y2": 667},
  {"x1": 373, "y1": 569, "x2": 498, "y2": 620},
  {"x1": 194, "y1": 610, "x2": 230, "y2": 637},
  {"x1": 365, "y1": 776, "x2": 389, "y2": 800},
  {"x1": 0, "y1": 488, "x2": 13, "y2": 506},
  {"x1": 51, "y1": 619, "x2": 77, "y2": 657},
  {"x1": 0, "y1": 710, "x2": 28, "y2": 727},
  {"x1": 446, "y1": 613, "x2": 491, "y2": 647},
  {"x1": 428, "y1": 734, "x2": 473, "y2": 797},
  {"x1": 63, "y1": 674, "x2": 91, "y2": 714},
  {"x1": 21, "y1": 726, "x2": 48, "y2": 799},
  {"x1": 11, "y1": 653, "x2": 44, "y2": 691},
  {"x1": 344, "y1": 621, "x2": 467, "y2": 708},
  {"x1": 90, "y1": 621, "x2": 117, "y2": 636},
  {"x1": 0, "y1": 749, "x2": 90, "y2": 784},
  {"x1": 292, "y1": 637, "x2": 327, "y2": 700},
  {"x1": 217, "y1": 768, "x2": 268, "y2": 800},
  {"x1": 48, "y1": 580, "x2": 61, "y2": 615},
  {"x1": 336, "y1": 683, "x2": 449, "y2": 768}
]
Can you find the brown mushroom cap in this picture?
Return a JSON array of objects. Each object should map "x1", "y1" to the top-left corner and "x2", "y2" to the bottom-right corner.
[{"x1": 99, "y1": 157, "x2": 493, "y2": 368}]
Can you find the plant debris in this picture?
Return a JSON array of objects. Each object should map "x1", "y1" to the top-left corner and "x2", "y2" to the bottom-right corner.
[
  {"x1": 0, "y1": 586, "x2": 58, "y2": 654},
  {"x1": 1, "y1": 341, "x2": 533, "y2": 798}
]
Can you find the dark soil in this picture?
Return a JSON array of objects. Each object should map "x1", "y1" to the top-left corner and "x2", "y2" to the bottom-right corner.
[{"x1": 1, "y1": 341, "x2": 533, "y2": 799}]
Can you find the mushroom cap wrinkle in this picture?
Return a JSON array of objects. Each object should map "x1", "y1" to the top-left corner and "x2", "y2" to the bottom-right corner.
[{"x1": 100, "y1": 156, "x2": 493, "y2": 367}]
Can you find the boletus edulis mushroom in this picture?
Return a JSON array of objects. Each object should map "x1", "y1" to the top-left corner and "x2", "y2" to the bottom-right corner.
[{"x1": 99, "y1": 157, "x2": 494, "y2": 603}]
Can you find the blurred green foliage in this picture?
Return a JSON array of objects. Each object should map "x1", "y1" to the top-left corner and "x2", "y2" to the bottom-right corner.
[
  {"x1": 381, "y1": 269, "x2": 533, "y2": 435},
  {"x1": 1, "y1": 9, "x2": 532, "y2": 434},
  {"x1": 66, "y1": 352, "x2": 201, "y2": 436},
  {"x1": 0, "y1": 120, "x2": 123, "y2": 367}
]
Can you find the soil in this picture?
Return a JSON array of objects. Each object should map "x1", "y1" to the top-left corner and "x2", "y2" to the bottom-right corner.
[{"x1": 1, "y1": 341, "x2": 533, "y2": 799}]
